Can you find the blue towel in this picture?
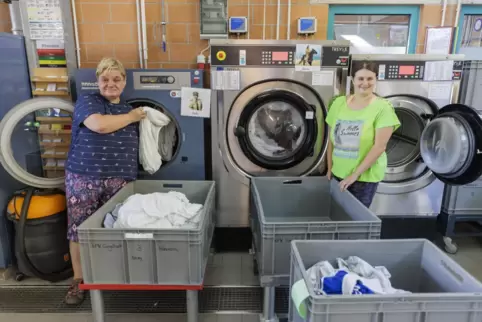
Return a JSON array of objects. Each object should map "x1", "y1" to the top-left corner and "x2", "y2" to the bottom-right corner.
[{"x1": 321, "y1": 270, "x2": 375, "y2": 295}]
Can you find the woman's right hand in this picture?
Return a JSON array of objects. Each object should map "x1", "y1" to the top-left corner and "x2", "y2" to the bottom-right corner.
[
  {"x1": 327, "y1": 170, "x2": 332, "y2": 181},
  {"x1": 129, "y1": 108, "x2": 147, "y2": 122}
]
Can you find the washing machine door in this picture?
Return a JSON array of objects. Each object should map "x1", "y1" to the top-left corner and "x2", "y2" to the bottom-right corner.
[
  {"x1": 227, "y1": 80, "x2": 327, "y2": 175},
  {"x1": 0, "y1": 97, "x2": 74, "y2": 188},
  {"x1": 420, "y1": 103, "x2": 482, "y2": 186}
]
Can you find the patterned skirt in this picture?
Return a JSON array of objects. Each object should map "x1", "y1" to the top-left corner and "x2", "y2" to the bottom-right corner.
[
  {"x1": 333, "y1": 175, "x2": 379, "y2": 208},
  {"x1": 65, "y1": 171, "x2": 127, "y2": 242}
]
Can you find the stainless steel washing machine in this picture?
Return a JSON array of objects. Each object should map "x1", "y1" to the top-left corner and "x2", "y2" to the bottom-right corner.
[
  {"x1": 210, "y1": 40, "x2": 350, "y2": 228},
  {"x1": 348, "y1": 54, "x2": 482, "y2": 239}
]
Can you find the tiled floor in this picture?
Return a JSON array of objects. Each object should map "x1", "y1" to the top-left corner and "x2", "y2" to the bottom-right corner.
[{"x1": 0, "y1": 237, "x2": 481, "y2": 322}]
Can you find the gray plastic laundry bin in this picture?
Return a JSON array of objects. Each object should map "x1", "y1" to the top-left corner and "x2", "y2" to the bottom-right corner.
[
  {"x1": 289, "y1": 239, "x2": 482, "y2": 322},
  {"x1": 78, "y1": 180, "x2": 215, "y2": 285},
  {"x1": 250, "y1": 177, "x2": 381, "y2": 287}
]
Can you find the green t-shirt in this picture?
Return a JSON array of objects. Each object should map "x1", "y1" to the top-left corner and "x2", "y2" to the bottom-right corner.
[{"x1": 325, "y1": 96, "x2": 401, "y2": 183}]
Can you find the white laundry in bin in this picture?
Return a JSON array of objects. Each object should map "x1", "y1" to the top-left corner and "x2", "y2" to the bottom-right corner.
[
  {"x1": 250, "y1": 177, "x2": 381, "y2": 287},
  {"x1": 77, "y1": 180, "x2": 215, "y2": 285},
  {"x1": 289, "y1": 239, "x2": 482, "y2": 322}
]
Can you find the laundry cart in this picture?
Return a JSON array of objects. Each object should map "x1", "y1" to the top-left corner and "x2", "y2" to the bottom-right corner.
[
  {"x1": 250, "y1": 177, "x2": 381, "y2": 322},
  {"x1": 289, "y1": 239, "x2": 482, "y2": 322},
  {"x1": 77, "y1": 180, "x2": 215, "y2": 322}
]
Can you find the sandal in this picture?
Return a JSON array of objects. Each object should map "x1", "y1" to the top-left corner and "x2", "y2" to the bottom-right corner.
[{"x1": 65, "y1": 278, "x2": 85, "y2": 305}]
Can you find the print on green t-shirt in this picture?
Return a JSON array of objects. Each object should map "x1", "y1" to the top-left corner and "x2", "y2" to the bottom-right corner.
[{"x1": 325, "y1": 96, "x2": 400, "y2": 183}]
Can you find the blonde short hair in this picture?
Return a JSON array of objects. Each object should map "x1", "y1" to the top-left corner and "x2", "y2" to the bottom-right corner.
[{"x1": 95, "y1": 57, "x2": 126, "y2": 79}]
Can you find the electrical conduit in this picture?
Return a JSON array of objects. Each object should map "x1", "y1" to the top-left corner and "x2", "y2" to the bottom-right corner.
[
  {"x1": 136, "y1": 0, "x2": 144, "y2": 68},
  {"x1": 140, "y1": 0, "x2": 149, "y2": 68},
  {"x1": 71, "y1": 0, "x2": 81, "y2": 68}
]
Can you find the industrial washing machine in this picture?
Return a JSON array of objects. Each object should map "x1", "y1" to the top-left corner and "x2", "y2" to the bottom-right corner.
[
  {"x1": 0, "y1": 33, "x2": 35, "y2": 268},
  {"x1": 74, "y1": 69, "x2": 207, "y2": 180},
  {"x1": 437, "y1": 60, "x2": 482, "y2": 253},
  {"x1": 348, "y1": 54, "x2": 482, "y2": 251},
  {"x1": 209, "y1": 39, "x2": 350, "y2": 234}
]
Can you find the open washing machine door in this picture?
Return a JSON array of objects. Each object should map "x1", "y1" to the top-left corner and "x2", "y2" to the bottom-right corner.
[
  {"x1": 226, "y1": 79, "x2": 327, "y2": 176},
  {"x1": 0, "y1": 97, "x2": 74, "y2": 188},
  {"x1": 419, "y1": 103, "x2": 482, "y2": 185}
]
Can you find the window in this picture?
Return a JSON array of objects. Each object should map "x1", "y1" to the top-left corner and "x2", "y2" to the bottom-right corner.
[
  {"x1": 458, "y1": 15, "x2": 482, "y2": 59},
  {"x1": 333, "y1": 15, "x2": 410, "y2": 54},
  {"x1": 327, "y1": 6, "x2": 420, "y2": 54}
]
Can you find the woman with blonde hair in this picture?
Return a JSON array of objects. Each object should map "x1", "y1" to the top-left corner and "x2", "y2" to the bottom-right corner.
[{"x1": 64, "y1": 57, "x2": 146, "y2": 305}]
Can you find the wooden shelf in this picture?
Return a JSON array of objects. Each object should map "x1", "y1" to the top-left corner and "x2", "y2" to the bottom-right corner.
[
  {"x1": 36, "y1": 116, "x2": 72, "y2": 123},
  {"x1": 39, "y1": 142, "x2": 70, "y2": 147},
  {"x1": 33, "y1": 90, "x2": 70, "y2": 97},
  {"x1": 43, "y1": 166, "x2": 65, "y2": 171},
  {"x1": 38, "y1": 129, "x2": 71, "y2": 135}
]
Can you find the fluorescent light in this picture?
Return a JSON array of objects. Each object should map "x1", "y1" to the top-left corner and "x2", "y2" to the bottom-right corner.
[{"x1": 340, "y1": 35, "x2": 373, "y2": 48}]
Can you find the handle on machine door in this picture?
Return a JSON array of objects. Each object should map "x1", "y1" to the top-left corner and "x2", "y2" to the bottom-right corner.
[
  {"x1": 283, "y1": 179, "x2": 302, "y2": 184},
  {"x1": 234, "y1": 126, "x2": 246, "y2": 137}
]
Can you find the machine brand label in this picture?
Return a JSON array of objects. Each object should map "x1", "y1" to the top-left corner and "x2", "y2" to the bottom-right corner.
[
  {"x1": 81, "y1": 81, "x2": 98, "y2": 90},
  {"x1": 332, "y1": 46, "x2": 349, "y2": 52}
]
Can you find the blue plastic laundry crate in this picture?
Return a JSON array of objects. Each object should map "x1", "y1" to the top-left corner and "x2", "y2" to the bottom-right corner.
[
  {"x1": 250, "y1": 177, "x2": 381, "y2": 286},
  {"x1": 289, "y1": 239, "x2": 482, "y2": 322}
]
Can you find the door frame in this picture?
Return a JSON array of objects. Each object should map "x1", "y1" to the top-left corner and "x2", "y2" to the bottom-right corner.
[
  {"x1": 326, "y1": 5, "x2": 420, "y2": 54},
  {"x1": 454, "y1": 5, "x2": 482, "y2": 53}
]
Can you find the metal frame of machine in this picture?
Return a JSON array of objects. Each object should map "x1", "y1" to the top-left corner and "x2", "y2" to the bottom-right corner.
[
  {"x1": 210, "y1": 39, "x2": 350, "y2": 230},
  {"x1": 74, "y1": 68, "x2": 207, "y2": 181},
  {"x1": 348, "y1": 54, "x2": 482, "y2": 253}
]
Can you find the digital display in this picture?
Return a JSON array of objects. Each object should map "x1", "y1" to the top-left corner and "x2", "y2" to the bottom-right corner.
[
  {"x1": 272, "y1": 52, "x2": 289, "y2": 61},
  {"x1": 399, "y1": 66, "x2": 416, "y2": 75},
  {"x1": 140, "y1": 76, "x2": 167, "y2": 84}
]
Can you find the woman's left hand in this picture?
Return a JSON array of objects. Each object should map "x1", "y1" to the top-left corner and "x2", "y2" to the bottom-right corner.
[{"x1": 339, "y1": 173, "x2": 359, "y2": 191}]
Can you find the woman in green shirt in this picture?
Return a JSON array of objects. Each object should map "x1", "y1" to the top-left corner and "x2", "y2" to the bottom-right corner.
[{"x1": 325, "y1": 61, "x2": 401, "y2": 207}]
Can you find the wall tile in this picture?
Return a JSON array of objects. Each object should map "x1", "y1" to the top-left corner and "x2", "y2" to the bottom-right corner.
[
  {"x1": 78, "y1": 23, "x2": 104, "y2": 43},
  {"x1": 168, "y1": 3, "x2": 198, "y2": 24},
  {"x1": 0, "y1": 3, "x2": 11, "y2": 33},
  {"x1": 85, "y1": 43, "x2": 115, "y2": 62},
  {"x1": 104, "y1": 24, "x2": 134, "y2": 43},
  {"x1": 81, "y1": 3, "x2": 111, "y2": 23},
  {"x1": 110, "y1": 3, "x2": 138, "y2": 23}
]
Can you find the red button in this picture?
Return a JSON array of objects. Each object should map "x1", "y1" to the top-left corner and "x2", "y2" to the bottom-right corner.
[{"x1": 193, "y1": 79, "x2": 199, "y2": 84}]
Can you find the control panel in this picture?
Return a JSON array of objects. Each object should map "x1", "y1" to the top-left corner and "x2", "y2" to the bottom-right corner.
[
  {"x1": 351, "y1": 60, "x2": 464, "y2": 81},
  {"x1": 261, "y1": 50, "x2": 294, "y2": 65},
  {"x1": 132, "y1": 71, "x2": 202, "y2": 90},
  {"x1": 211, "y1": 45, "x2": 349, "y2": 68},
  {"x1": 381, "y1": 62, "x2": 425, "y2": 80}
]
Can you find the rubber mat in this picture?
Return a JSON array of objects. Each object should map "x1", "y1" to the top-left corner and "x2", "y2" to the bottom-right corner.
[{"x1": 0, "y1": 286, "x2": 289, "y2": 314}]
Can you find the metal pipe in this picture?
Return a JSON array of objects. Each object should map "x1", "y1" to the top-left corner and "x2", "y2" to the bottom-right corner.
[
  {"x1": 287, "y1": 0, "x2": 292, "y2": 40},
  {"x1": 135, "y1": 0, "x2": 144, "y2": 68},
  {"x1": 161, "y1": 0, "x2": 166, "y2": 52},
  {"x1": 140, "y1": 0, "x2": 148, "y2": 68},
  {"x1": 262, "y1": 0, "x2": 266, "y2": 39},
  {"x1": 276, "y1": 0, "x2": 281, "y2": 39},
  {"x1": 71, "y1": 0, "x2": 81, "y2": 68},
  {"x1": 441, "y1": 0, "x2": 447, "y2": 26},
  {"x1": 452, "y1": 0, "x2": 462, "y2": 53},
  {"x1": 8, "y1": 1, "x2": 22, "y2": 36}
]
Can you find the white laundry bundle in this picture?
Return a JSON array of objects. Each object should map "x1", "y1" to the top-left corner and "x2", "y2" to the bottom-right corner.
[
  {"x1": 111, "y1": 191, "x2": 203, "y2": 229},
  {"x1": 139, "y1": 106, "x2": 172, "y2": 174}
]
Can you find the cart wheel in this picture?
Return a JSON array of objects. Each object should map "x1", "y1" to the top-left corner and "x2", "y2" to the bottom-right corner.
[
  {"x1": 443, "y1": 237, "x2": 458, "y2": 254},
  {"x1": 15, "y1": 273, "x2": 25, "y2": 282}
]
